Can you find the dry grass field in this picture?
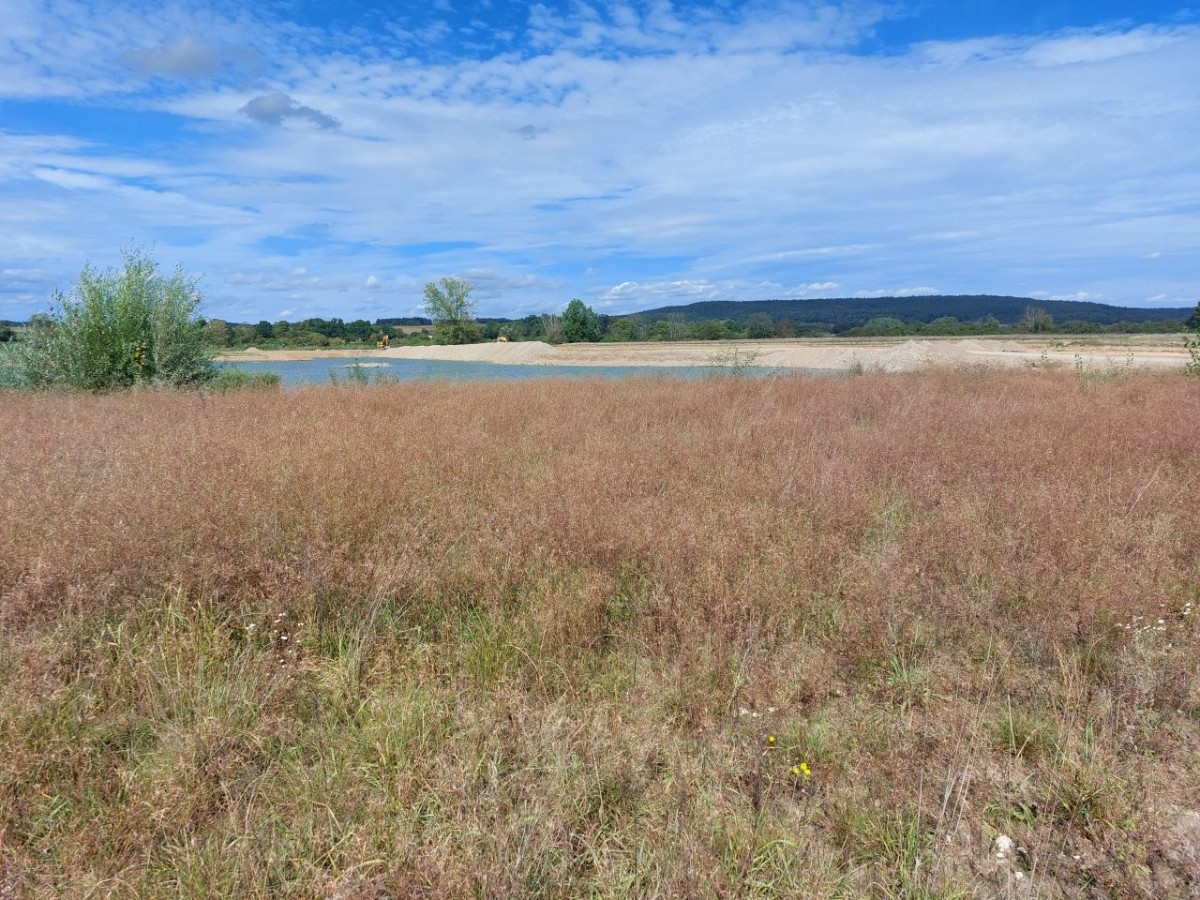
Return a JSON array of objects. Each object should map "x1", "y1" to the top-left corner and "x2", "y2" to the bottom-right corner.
[{"x1": 2, "y1": 371, "x2": 1198, "y2": 897}]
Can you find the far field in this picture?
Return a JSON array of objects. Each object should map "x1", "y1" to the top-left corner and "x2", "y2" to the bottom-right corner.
[{"x1": 1, "y1": 370, "x2": 1198, "y2": 897}]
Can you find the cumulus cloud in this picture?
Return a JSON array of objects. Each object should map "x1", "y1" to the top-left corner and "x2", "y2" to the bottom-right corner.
[
  {"x1": 458, "y1": 269, "x2": 565, "y2": 303},
  {"x1": 599, "y1": 280, "x2": 721, "y2": 302},
  {"x1": 240, "y1": 93, "x2": 340, "y2": 130},
  {"x1": 119, "y1": 36, "x2": 222, "y2": 78}
]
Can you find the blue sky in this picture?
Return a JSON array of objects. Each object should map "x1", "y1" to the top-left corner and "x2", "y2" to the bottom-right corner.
[{"x1": 1, "y1": 1, "x2": 1197, "y2": 322}]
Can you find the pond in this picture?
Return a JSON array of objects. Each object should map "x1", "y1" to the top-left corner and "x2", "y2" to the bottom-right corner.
[{"x1": 217, "y1": 357, "x2": 782, "y2": 386}]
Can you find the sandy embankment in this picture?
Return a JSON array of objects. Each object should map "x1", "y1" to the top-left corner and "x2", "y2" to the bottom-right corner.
[{"x1": 218, "y1": 335, "x2": 1194, "y2": 374}]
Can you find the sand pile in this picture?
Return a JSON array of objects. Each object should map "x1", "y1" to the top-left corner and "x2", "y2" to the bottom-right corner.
[
  {"x1": 827, "y1": 339, "x2": 1023, "y2": 374},
  {"x1": 871, "y1": 340, "x2": 937, "y2": 373},
  {"x1": 952, "y1": 339, "x2": 989, "y2": 354}
]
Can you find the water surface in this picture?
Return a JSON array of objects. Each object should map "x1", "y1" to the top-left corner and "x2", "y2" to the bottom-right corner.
[{"x1": 218, "y1": 357, "x2": 768, "y2": 386}]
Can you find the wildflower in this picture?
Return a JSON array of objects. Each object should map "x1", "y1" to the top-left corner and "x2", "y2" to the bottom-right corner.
[{"x1": 767, "y1": 735, "x2": 776, "y2": 745}]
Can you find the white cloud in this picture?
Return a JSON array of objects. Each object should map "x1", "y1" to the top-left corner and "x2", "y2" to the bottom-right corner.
[
  {"x1": 598, "y1": 280, "x2": 723, "y2": 304},
  {"x1": 855, "y1": 287, "x2": 940, "y2": 298},
  {"x1": 1024, "y1": 25, "x2": 1193, "y2": 66},
  {"x1": 2, "y1": 268, "x2": 55, "y2": 283},
  {"x1": 0, "y1": 3, "x2": 1197, "y2": 319},
  {"x1": 31, "y1": 167, "x2": 114, "y2": 191},
  {"x1": 1031, "y1": 290, "x2": 1104, "y2": 302}
]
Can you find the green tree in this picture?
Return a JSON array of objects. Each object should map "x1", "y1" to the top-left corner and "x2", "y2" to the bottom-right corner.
[
  {"x1": 925, "y1": 316, "x2": 963, "y2": 335},
  {"x1": 1186, "y1": 301, "x2": 1200, "y2": 330},
  {"x1": 561, "y1": 299, "x2": 600, "y2": 342},
  {"x1": 423, "y1": 277, "x2": 480, "y2": 345},
  {"x1": 977, "y1": 314, "x2": 1002, "y2": 333},
  {"x1": 856, "y1": 316, "x2": 907, "y2": 336},
  {"x1": 201, "y1": 318, "x2": 232, "y2": 347},
  {"x1": 0, "y1": 324, "x2": 13, "y2": 343},
  {"x1": 608, "y1": 317, "x2": 645, "y2": 342},
  {"x1": 744, "y1": 312, "x2": 775, "y2": 339},
  {"x1": 1020, "y1": 306, "x2": 1054, "y2": 333},
  {"x1": 14, "y1": 247, "x2": 212, "y2": 390},
  {"x1": 649, "y1": 319, "x2": 686, "y2": 341}
]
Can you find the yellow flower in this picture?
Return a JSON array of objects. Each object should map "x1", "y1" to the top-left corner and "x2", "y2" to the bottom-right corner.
[
  {"x1": 799, "y1": 762, "x2": 812, "y2": 778},
  {"x1": 767, "y1": 735, "x2": 776, "y2": 745}
]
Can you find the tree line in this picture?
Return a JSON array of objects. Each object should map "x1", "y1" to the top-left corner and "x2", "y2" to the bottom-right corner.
[{"x1": 198, "y1": 316, "x2": 388, "y2": 348}]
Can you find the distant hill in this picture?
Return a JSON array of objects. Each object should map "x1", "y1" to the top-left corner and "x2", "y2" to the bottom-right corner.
[{"x1": 629, "y1": 295, "x2": 1191, "y2": 330}]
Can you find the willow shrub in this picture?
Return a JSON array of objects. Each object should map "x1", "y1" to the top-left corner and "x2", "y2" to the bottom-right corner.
[{"x1": 14, "y1": 247, "x2": 212, "y2": 390}]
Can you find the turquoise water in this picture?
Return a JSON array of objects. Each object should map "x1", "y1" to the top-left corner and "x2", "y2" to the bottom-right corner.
[{"x1": 217, "y1": 357, "x2": 780, "y2": 386}]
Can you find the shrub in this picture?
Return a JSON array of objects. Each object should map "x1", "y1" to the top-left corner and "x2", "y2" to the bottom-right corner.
[
  {"x1": 14, "y1": 248, "x2": 212, "y2": 390},
  {"x1": 854, "y1": 316, "x2": 908, "y2": 337}
]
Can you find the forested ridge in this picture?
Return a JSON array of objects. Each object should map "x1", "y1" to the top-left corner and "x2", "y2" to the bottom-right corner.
[{"x1": 632, "y1": 294, "x2": 1191, "y2": 328}]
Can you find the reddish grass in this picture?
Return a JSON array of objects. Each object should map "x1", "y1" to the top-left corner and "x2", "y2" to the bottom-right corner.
[{"x1": 1, "y1": 371, "x2": 1198, "y2": 896}]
